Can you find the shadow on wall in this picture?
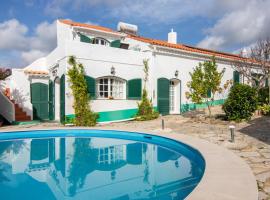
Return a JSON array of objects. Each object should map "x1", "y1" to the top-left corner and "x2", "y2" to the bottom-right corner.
[
  {"x1": 11, "y1": 88, "x2": 32, "y2": 117},
  {"x1": 239, "y1": 116, "x2": 270, "y2": 145}
]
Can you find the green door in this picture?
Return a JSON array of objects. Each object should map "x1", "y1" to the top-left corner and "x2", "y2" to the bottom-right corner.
[
  {"x1": 31, "y1": 82, "x2": 49, "y2": 120},
  {"x1": 60, "y1": 75, "x2": 65, "y2": 123},
  {"x1": 157, "y1": 78, "x2": 170, "y2": 115}
]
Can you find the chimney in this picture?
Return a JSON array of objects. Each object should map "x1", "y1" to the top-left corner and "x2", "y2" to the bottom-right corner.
[
  {"x1": 241, "y1": 48, "x2": 248, "y2": 57},
  {"x1": 168, "y1": 29, "x2": 177, "y2": 44}
]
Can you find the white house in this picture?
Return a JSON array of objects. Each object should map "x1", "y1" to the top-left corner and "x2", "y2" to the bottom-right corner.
[{"x1": 1, "y1": 19, "x2": 243, "y2": 124}]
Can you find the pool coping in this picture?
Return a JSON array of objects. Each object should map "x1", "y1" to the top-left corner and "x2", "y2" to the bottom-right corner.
[{"x1": 0, "y1": 127, "x2": 258, "y2": 200}]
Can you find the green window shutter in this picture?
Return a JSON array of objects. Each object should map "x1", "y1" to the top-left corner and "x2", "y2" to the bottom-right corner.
[
  {"x1": 157, "y1": 78, "x2": 170, "y2": 115},
  {"x1": 80, "y1": 34, "x2": 92, "y2": 43},
  {"x1": 110, "y1": 40, "x2": 121, "y2": 48},
  {"x1": 127, "y1": 79, "x2": 142, "y2": 99},
  {"x1": 49, "y1": 80, "x2": 54, "y2": 120},
  {"x1": 85, "y1": 76, "x2": 96, "y2": 99},
  {"x1": 60, "y1": 75, "x2": 65, "y2": 124},
  {"x1": 265, "y1": 78, "x2": 269, "y2": 87},
  {"x1": 207, "y1": 89, "x2": 211, "y2": 98},
  {"x1": 31, "y1": 139, "x2": 49, "y2": 161},
  {"x1": 233, "y1": 71, "x2": 240, "y2": 84}
]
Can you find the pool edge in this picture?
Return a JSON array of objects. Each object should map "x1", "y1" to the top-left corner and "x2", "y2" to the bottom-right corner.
[{"x1": 0, "y1": 127, "x2": 258, "y2": 200}]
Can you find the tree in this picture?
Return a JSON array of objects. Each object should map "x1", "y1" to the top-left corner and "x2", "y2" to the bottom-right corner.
[
  {"x1": 135, "y1": 59, "x2": 159, "y2": 120},
  {"x1": 0, "y1": 68, "x2": 11, "y2": 81},
  {"x1": 232, "y1": 39, "x2": 270, "y2": 103},
  {"x1": 67, "y1": 56, "x2": 98, "y2": 126},
  {"x1": 186, "y1": 57, "x2": 225, "y2": 116},
  {"x1": 0, "y1": 68, "x2": 11, "y2": 91}
]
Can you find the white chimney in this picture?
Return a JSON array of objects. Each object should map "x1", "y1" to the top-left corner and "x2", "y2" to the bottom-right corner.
[
  {"x1": 241, "y1": 48, "x2": 248, "y2": 57},
  {"x1": 168, "y1": 29, "x2": 177, "y2": 44}
]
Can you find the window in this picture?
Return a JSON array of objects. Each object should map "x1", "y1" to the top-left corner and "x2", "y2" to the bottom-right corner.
[
  {"x1": 233, "y1": 71, "x2": 240, "y2": 84},
  {"x1": 98, "y1": 145, "x2": 125, "y2": 164},
  {"x1": 93, "y1": 37, "x2": 110, "y2": 46},
  {"x1": 96, "y1": 77, "x2": 125, "y2": 99}
]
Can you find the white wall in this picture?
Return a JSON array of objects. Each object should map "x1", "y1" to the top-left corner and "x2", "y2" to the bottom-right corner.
[
  {"x1": 4, "y1": 69, "x2": 50, "y2": 120},
  {"x1": 151, "y1": 52, "x2": 235, "y2": 107},
  {"x1": 63, "y1": 41, "x2": 150, "y2": 115},
  {"x1": 7, "y1": 69, "x2": 32, "y2": 118}
]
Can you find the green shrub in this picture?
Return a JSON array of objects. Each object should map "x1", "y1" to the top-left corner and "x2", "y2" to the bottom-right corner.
[
  {"x1": 223, "y1": 84, "x2": 258, "y2": 121},
  {"x1": 135, "y1": 89, "x2": 159, "y2": 121},
  {"x1": 258, "y1": 87, "x2": 269, "y2": 105},
  {"x1": 64, "y1": 116, "x2": 75, "y2": 125},
  {"x1": 135, "y1": 59, "x2": 159, "y2": 121},
  {"x1": 258, "y1": 104, "x2": 270, "y2": 116}
]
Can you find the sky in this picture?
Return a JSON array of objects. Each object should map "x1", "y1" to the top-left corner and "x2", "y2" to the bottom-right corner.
[{"x1": 0, "y1": 0, "x2": 270, "y2": 68}]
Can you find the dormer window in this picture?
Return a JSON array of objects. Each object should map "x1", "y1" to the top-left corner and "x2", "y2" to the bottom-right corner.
[{"x1": 93, "y1": 37, "x2": 110, "y2": 46}]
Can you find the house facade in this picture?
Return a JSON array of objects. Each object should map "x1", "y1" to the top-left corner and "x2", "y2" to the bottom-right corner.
[{"x1": 1, "y1": 19, "x2": 243, "y2": 123}]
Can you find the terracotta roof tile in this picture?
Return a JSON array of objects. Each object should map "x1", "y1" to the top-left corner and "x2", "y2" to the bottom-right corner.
[
  {"x1": 59, "y1": 19, "x2": 117, "y2": 34},
  {"x1": 128, "y1": 35, "x2": 245, "y2": 61},
  {"x1": 24, "y1": 70, "x2": 48, "y2": 75},
  {"x1": 59, "y1": 19, "x2": 247, "y2": 61}
]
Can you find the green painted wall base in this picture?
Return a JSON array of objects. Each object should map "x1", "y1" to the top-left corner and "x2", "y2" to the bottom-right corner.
[
  {"x1": 66, "y1": 107, "x2": 158, "y2": 123},
  {"x1": 12, "y1": 120, "x2": 41, "y2": 125},
  {"x1": 66, "y1": 108, "x2": 138, "y2": 123},
  {"x1": 181, "y1": 99, "x2": 225, "y2": 113},
  {"x1": 65, "y1": 100, "x2": 225, "y2": 123}
]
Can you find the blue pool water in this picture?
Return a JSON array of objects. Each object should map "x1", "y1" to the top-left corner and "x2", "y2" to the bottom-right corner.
[{"x1": 0, "y1": 129, "x2": 205, "y2": 200}]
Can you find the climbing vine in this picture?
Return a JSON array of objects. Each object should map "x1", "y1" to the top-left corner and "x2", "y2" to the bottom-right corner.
[
  {"x1": 135, "y1": 59, "x2": 159, "y2": 121},
  {"x1": 67, "y1": 56, "x2": 98, "y2": 126}
]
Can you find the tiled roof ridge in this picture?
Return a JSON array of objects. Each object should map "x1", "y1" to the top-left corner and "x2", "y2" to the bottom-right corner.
[
  {"x1": 59, "y1": 19, "x2": 246, "y2": 61},
  {"x1": 59, "y1": 19, "x2": 117, "y2": 34},
  {"x1": 24, "y1": 69, "x2": 49, "y2": 75},
  {"x1": 128, "y1": 35, "x2": 244, "y2": 61}
]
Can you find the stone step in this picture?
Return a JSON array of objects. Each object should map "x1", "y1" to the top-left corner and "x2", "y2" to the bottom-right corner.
[{"x1": 15, "y1": 116, "x2": 31, "y2": 121}]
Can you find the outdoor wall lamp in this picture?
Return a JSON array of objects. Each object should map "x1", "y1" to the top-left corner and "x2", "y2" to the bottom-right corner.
[
  {"x1": 111, "y1": 66, "x2": 115, "y2": 75},
  {"x1": 175, "y1": 70, "x2": 179, "y2": 77}
]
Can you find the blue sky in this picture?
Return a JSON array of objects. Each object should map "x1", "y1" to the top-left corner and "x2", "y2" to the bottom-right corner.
[{"x1": 0, "y1": 0, "x2": 269, "y2": 68}]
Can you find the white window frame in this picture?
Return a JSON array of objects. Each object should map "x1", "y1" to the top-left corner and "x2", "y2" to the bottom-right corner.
[
  {"x1": 96, "y1": 76, "x2": 126, "y2": 100},
  {"x1": 93, "y1": 37, "x2": 110, "y2": 46},
  {"x1": 98, "y1": 145, "x2": 125, "y2": 164}
]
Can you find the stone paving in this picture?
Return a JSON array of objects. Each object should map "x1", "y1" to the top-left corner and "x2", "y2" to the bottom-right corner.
[
  {"x1": 1, "y1": 106, "x2": 269, "y2": 199},
  {"x1": 99, "y1": 107, "x2": 270, "y2": 199}
]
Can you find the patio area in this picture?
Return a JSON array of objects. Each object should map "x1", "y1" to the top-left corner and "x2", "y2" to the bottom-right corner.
[{"x1": 1, "y1": 106, "x2": 269, "y2": 199}]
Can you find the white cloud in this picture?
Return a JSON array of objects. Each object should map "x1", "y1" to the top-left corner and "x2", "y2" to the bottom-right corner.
[
  {"x1": 31, "y1": 21, "x2": 57, "y2": 52},
  {"x1": 197, "y1": 0, "x2": 270, "y2": 51},
  {"x1": 42, "y1": 0, "x2": 250, "y2": 22},
  {"x1": 0, "y1": 19, "x2": 56, "y2": 67},
  {"x1": 42, "y1": 0, "x2": 270, "y2": 52},
  {"x1": 0, "y1": 19, "x2": 29, "y2": 51},
  {"x1": 44, "y1": 0, "x2": 67, "y2": 17},
  {"x1": 21, "y1": 50, "x2": 47, "y2": 64}
]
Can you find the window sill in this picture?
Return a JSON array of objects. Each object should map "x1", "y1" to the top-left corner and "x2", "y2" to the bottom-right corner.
[{"x1": 95, "y1": 98, "x2": 126, "y2": 100}]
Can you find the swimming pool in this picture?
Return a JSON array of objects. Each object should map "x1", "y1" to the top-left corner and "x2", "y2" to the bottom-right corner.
[{"x1": 0, "y1": 129, "x2": 205, "y2": 200}]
